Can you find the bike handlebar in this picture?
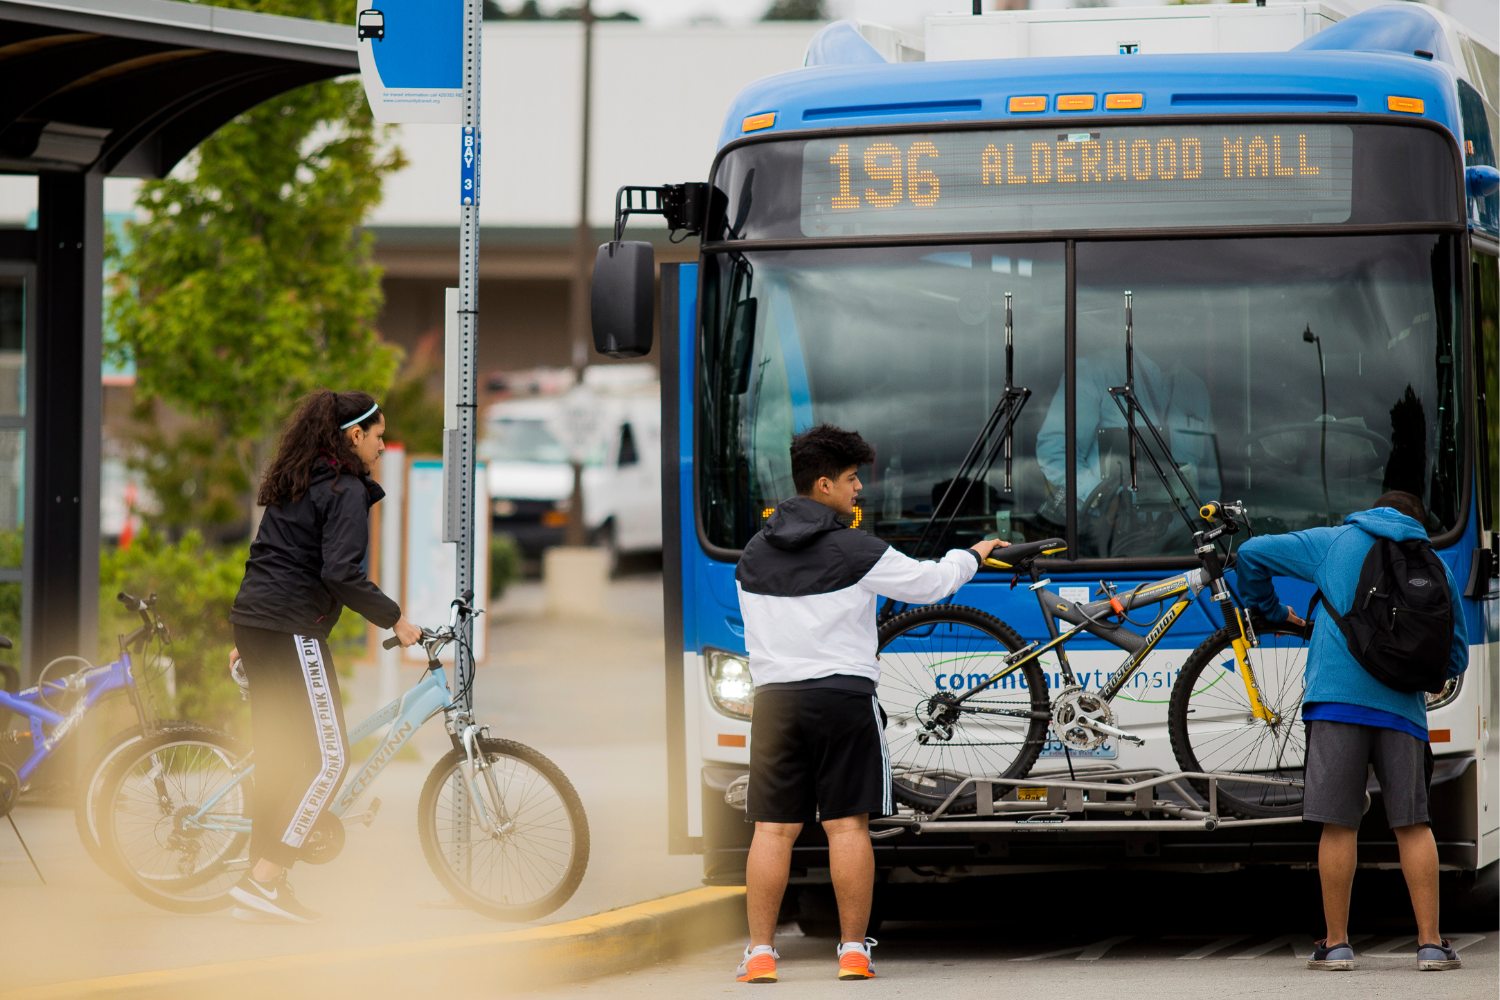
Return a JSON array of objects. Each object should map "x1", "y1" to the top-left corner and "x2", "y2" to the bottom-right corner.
[
  {"x1": 116, "y1": 591, "x2": 169, "y2": 648},
  {"x1": 381, "y1": 625, "x2": 449, "y2": 651},
  {"x1": 1198, "y1": 500, "x2": 1247, "y2": 524},
  {"x1": 381, "y1": 596, "x2": 478, "y2": 652}
]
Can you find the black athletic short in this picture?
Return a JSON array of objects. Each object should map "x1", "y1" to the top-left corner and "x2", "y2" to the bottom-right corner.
[{"x1": 745, "y1": 686, "x2": 891, "y2": 824}]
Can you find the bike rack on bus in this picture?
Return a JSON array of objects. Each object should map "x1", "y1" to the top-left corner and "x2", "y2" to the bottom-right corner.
[{"x1": 724, "y1": 766, "x2": 1304, "y2": 835}]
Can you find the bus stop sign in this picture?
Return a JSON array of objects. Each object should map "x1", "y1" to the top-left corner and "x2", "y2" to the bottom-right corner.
[{"x1": 355, "y1": 0, "x2": 463, "y2": 123}]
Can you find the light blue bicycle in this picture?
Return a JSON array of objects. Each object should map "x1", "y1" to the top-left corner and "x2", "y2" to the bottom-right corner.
[{"x1": 95, "y1": 595, "x2": 589, "y2": 921}]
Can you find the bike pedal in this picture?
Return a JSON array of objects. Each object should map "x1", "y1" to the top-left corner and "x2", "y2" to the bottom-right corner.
[{"x1": 349, "y1": 797, "x2": 383, "y2": 827}]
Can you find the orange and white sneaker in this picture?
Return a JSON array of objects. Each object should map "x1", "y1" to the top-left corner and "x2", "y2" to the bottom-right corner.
[
  {"x1": 836, "y1": 938, "x2": 878, "y2": 980},
  {"x1": 736, "y1": 944, "x2": 779, "y2": 983}
]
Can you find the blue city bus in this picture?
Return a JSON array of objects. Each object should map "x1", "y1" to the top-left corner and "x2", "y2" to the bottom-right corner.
[{"x1": 594, "y1": 2, "x2": 1498, "y2": 913}]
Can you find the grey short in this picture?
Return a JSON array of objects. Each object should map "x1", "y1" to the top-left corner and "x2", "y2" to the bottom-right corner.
[{"x1": 1304, "y1": 720, "x2": 1433, "y2": 829}]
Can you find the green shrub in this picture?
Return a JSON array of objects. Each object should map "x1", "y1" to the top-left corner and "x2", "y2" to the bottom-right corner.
[
  {"x1": 490, "y1": 533, "x2": 521, "y2": 600},
  {"x1": 99, "y1": 531, "x2": 249, "y2": 731},
  {"x1": 98, "y1": 531, "x2": 371, "y2": 732},
  {"x1": 0, "y1": 527, "x2": 377, "y2": 732},
  {"x1": 0, "y1": 529, "x2": 21, "y2": 664}
]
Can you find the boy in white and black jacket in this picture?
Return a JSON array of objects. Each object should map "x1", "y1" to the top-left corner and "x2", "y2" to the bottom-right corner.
[{"x1": 732, "y1": 424, "x2": 1003, "y2": 983}]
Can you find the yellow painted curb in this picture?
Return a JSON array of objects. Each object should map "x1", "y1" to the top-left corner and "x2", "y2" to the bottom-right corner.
[{"x1": 2, "y1": 886, "x2": 747, "y2": 999}]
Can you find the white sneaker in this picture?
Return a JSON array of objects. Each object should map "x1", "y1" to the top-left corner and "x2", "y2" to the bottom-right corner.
[
  {"x1": 735, "y1": 944, "x2": 779, "y2": 983},
  {"x1": 836, "y1": 937, "x2": 877, "y2": 980}
]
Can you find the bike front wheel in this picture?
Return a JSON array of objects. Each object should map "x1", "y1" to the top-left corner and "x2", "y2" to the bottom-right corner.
[
  {"x1": 98, "y1": 726, "x2": 250, "y2": 912},
  {"x1": 417, "y1": 738, "x2": 589, "y2": 921},
  {"x1": 1168, "y1": 622, "x2": 1309, "y2": 819},
  {"x1": 877, "y1": 605, "x2": 1049, "y2": 814}
]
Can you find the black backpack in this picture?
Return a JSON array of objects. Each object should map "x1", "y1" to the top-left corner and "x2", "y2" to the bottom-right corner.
[{"x1": 1310, "y1": 536, "x2": 1454, "y2": 694}]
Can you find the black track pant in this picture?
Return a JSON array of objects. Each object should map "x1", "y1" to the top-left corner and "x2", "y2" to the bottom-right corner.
[{"x1": 233, "y1": 624, "x2": 348, "y2": 869}]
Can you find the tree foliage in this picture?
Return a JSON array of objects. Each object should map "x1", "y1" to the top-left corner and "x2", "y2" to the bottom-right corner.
[
  {"x1": 762, "y1": 0, "x2": 826, "y2": 20},
  {"x1": 107, "y1": 0, "x2": 405, "y2": 535}
]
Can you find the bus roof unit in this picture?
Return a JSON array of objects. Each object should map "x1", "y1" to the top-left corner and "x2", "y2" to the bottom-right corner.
[{"x1": 719, "y1": 4, "x2": 1497, "y2": 234}]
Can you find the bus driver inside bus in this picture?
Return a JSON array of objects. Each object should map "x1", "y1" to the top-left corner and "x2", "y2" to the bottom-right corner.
[{"x1": 1035, "y1": 338, "x2": 1220, "y2": 555}]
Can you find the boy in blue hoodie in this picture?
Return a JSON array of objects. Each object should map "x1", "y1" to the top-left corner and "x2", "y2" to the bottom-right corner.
[{"x1": 1235, "y1": 490, "x2": 1468, "y2": 972}]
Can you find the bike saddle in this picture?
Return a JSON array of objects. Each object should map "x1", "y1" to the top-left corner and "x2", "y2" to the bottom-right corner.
[{"x1": 983, "y1": 537, "x2": 1067, "y2": 570}]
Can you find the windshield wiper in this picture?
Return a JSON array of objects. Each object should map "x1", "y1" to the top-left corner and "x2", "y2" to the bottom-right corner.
[
  {"x1": 902, "y1": 291, "x2": 1032, "y2": 570},
  {"x1": 1106, "y1": 290, "x2": 1206, "y2": 538}
]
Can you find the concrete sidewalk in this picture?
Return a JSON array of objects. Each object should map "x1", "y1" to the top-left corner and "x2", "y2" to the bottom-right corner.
[{"x1": 0, "y1": 575, "x2": 731, "y2": 997}]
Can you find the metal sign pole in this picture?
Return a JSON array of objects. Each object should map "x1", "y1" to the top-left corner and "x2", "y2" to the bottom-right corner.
[{"x1": 451, "y1": 0, "x2": 482, "y2": 708}]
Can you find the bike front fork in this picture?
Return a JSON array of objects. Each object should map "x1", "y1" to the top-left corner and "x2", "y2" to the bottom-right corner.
[{"x1": 457, "y1": 724, "x2": 514, "y2": 836}]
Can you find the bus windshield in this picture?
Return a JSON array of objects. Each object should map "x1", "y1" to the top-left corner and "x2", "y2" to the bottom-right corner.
[{"x1": 699, "y1": 233, "x2": 1463, "y2": 559}]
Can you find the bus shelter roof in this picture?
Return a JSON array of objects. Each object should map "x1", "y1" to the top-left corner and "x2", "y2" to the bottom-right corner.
[
  {"x1": 0, "y1": 0, "x2": 356, "y2": 678},
  {"x1": 0, "y1": 0, "x2": 356, "y2": 178}
]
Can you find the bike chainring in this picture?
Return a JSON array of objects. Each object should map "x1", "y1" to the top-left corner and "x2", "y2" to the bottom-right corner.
[
  {"x1": 1049, "y1": 685, "x2": 1114, "y2": 751},
  {"x1": 299, "y1": 812, "x2": 345, "y2": 865}
]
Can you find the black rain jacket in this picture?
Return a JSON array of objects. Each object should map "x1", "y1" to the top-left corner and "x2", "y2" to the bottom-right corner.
[{"x1": 231, "y1": 461, "x2": 400, "y2": 640}]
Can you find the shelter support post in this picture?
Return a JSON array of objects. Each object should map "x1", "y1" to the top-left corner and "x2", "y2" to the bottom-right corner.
[{"x1": 30, "y1": 170, "x2": 102, "y2": 679}]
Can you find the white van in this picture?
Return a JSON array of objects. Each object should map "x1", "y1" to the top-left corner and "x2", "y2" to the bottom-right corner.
[
  {"x1": 479, "y1": 396, "x2": 574, "y2": 557},
  {"x1": 578, "y1": 377, "x2": 661, "y2": 570},
  {"x1": 480, "y1": 365, "x2": 662, "y2": 567}
]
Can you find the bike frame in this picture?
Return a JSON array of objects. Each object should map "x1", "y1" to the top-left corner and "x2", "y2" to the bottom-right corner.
[
  {"x1": 956, "y1": 528, "x2": 1276, "y2": 724},
  {"x1": 952, "y1": 566, "x2": 1208, "y2": 711},
  {"x1": 0, "y1": 656, "x2": 140, "y2": 782},
  {"x1": 185, "y1": 663, "x2": 459, "y2": 836}
]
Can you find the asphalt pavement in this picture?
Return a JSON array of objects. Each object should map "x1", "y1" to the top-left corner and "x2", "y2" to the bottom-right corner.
[
  {"x1": 509, "y1": 924, "x2": 1499, "y2": 1000},
  {"x1": 5, "y1": 572, "x2": 1496, "y2": 1000},
  {"x1": 0, "y1": 573, "x2": 706, "y2": 996}
]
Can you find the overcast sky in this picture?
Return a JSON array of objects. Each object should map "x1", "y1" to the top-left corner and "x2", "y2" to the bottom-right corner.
[{"x1": 551, "y1": 0, "x2": 1496, "y2": 46}]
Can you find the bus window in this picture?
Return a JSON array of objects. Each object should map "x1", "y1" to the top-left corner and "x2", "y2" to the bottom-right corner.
[
  {"x1": 700, "y1": 244, "x2": 1065, "y2": 554},
  {"x1": 1459, "y1": 81, "x2": 1498, "y2": 232},
  {"x1": 1073, "y1": 233, "x2": 1463, "y2": 557},
  {"x1": 1475, "y1": 249, "x2": 1499, "y2": 536}
]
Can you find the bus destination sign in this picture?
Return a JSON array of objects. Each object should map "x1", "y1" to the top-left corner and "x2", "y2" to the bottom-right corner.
[{"x1": 799, "y1": 124, "x2": 1354, "y2": 236}]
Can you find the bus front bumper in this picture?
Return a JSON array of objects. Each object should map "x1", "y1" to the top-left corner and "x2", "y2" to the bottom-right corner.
[{"x1": 699, "y1": 754, "x2": 1483, "y2": 885}]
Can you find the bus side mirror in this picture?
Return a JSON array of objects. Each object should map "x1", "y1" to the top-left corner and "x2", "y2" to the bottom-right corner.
[{"x1": 592, "y1": 241, "x2": 654, "y2": 359}]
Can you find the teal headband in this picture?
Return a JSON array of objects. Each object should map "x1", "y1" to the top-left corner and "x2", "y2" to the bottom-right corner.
[{"x1": 340, "y1": 402, "x2": 379, "y2": 430}]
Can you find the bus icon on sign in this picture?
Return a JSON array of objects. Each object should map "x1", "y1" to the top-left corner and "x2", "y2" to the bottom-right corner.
[
  {"x1": 358, "y1": 8, "x2": 385, "y2": 41},
  {"x1": 1119, "y1": 41, "x2": 1139, "y2": 54}
]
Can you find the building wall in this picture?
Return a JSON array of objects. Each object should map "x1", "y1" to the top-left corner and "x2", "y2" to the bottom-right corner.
[{"x1": 365, "y1": 22, "x2": 812, "y2": 376}]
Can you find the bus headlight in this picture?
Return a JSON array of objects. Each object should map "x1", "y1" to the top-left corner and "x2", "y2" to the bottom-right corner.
[
  {"x1": 706, "y1": 649, "x2": 754, "y2": 719},
  {"x1": 1425, "y1": 675, "x2": 1462, "y2": 710}
]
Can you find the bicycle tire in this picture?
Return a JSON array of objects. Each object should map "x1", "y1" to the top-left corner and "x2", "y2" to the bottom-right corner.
[
  {"x1": 877, "y1": 605, "x2": 1049, "y2": 814},
  {"x1": 76, "y1": 721, "x2": 219, "y2": 877},
  {"x1": 1168, "y1": 623, "x2": 1308, "y2": 819},
  {"x1": 417, "y1": 738, "x2": 589, "y2": 921},
  {"x1": 98, "y1": 725, "x2": 250, "y2": 912},
  {"x1": 74, "y1": 723, "x2": 148, "y2": 873}
]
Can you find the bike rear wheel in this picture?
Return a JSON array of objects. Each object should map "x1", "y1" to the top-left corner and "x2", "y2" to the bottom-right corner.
[
  {"x1": 1168, "y1": 623, "x2": 1308, "y2": 819},
  {"x1": 417, "y1": 738, "x2": 589, "y2": 921},
  {"x1": 98, "y1": 726, "x2": 250, "y2": 912},
  {"x1": 75, "y1": 723, "x2": 148, "y2": 874},
  {"x1": 877, "y1": 605, "x2": 1049, "y2": 814}
]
